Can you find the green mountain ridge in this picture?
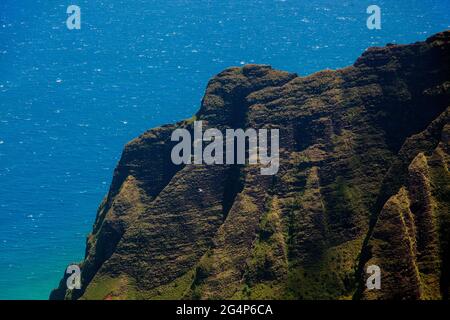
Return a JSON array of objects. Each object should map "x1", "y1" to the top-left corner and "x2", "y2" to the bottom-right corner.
[{"x1": 51, "y1": 30, "x2": 450, "y2": 300}]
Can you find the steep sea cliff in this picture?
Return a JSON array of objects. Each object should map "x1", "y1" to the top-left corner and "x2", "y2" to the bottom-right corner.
[{"x1": 51, "y1": 31, "x2": 450, "y2": 300}]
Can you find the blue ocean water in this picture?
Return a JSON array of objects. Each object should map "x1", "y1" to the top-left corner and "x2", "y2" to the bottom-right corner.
[{"x1": 0, "y1": 0, "x2": 449, "y2": 300}]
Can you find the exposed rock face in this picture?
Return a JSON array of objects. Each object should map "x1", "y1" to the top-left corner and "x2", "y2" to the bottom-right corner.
[{"x1": 51, "y1": 31, "x2": 450, "y2": 300}]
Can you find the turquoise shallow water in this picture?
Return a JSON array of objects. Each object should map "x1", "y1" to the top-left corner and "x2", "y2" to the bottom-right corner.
[{"x1": 0, "y1": 0, "x2": 449, "y2": 300}]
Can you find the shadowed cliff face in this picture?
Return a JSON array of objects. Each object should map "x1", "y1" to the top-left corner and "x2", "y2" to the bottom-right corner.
[{"x1": 51, "y1": 31, "x2": 450, "y2": 300}]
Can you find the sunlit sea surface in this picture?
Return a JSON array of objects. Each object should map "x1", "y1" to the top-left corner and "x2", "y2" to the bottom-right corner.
[{"x1": 0, "y1": 0, "x2": 449, "y2": 299}]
